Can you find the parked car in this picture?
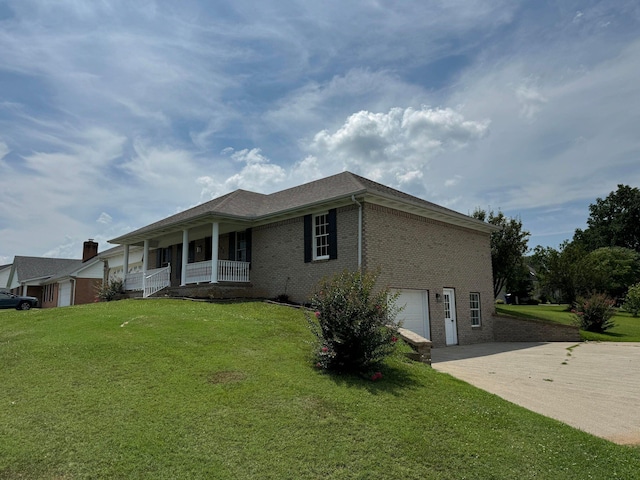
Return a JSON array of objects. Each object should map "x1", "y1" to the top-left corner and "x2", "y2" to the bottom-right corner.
[{"x1": 0, "y1": 291, "x2": 39, "y2": 310}]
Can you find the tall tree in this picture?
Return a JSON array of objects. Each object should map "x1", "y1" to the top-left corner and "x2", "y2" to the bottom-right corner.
[
  {"x1": 574, "y1": 184, "x2": 640, "y2": 252},
  {"x1": 472, "y1": 209, "x2": 530, "y2": 298},
  {"x1": 577, "y1": 247, "x2": 640, "y2": 300},
  {"x1": 530, "y1": 242, "x2": 586, "y2": 304}
]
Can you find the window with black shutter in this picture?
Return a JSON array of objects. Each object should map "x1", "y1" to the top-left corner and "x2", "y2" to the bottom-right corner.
[{"x1": 304, "y1": 209, "x2": 337, "y2": 262}]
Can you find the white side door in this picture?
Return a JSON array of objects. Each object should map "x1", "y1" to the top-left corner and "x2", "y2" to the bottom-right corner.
[
  {"x1": 443, "y1": 288, "x2": 458, "y2": 345},
  {"x1": 392, "y1": 289, "x2": 430, "y2": 340}
]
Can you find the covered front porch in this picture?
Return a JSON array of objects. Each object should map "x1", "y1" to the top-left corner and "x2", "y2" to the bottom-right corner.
[{"x1": 118, "y1": 219, "x2": 252, "y2": 298}]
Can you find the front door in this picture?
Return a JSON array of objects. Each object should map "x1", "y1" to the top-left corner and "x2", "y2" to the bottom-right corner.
[{"x1": 443, "y1": 288, "x2": 458, "y2": 345}]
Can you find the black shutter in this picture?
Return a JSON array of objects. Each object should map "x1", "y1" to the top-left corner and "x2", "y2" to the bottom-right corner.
[
  {"x1": 155, "y1": 249, "x2": 161, "y2": 268},
  {"x1": 304, "y1": 214, "x2": 312, "y2": 263},
  {"x1": 328, "y1": 208, "x2": 338, "y2": 260},
  {"x1": 245, "y1": 228, "x2": 252, "y2": 266},
  {"x1": 228, "y1": 233, "x2": 235, "y2": 261},
  {"x1": 188, "y1": 241, "x2": 195, "y2": 263},
  {"x1": 205, "y1": 236, "x2": 212, "y2": 261}
]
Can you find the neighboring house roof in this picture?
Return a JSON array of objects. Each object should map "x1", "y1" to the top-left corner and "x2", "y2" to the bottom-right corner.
[
  {"x1": 0, "y1": 264, "x2": 12, "y2": 290},
  {"x1": 11, "y1": 256, "x2": 81, "y2": 283},
  {"x1": 44, "y1": 256, "x2": 103, "y2": 283},
  {"x1": 110, "y1": 171, "x2": 499, "y2": 245},
  {"x1": 5, "y1": 256, "x2": 81, "y2": 289}
]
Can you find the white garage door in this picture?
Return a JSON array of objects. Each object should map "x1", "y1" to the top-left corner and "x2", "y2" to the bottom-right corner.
[
  {"x1": 58, "y1": 280, "x2": 72, "y2": 307},
  {"x1": 393, "y1": 289, "x2": 430, "y2": 340}
]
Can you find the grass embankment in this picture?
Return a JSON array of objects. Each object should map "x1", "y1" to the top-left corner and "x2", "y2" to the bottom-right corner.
[
  {"x1": 496, "y1": 304, "x2": 640, "y2": 341},
  {"x1": 1, "y1": 300, "x2": 639, "y2": 479}
]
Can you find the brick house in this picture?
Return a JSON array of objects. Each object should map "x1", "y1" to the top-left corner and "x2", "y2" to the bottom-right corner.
[
  {"x1": 3, "y1": 240, "x2": 104, "y2": 308},
  {"x1": 108, "y1": 172, "x2": 498, "y2": 347}
]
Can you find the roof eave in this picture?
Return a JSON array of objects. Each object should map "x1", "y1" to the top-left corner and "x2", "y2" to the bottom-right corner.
[
  {"x1": 363, "y1": 192, "x2": 500, "y2": 233},
  {"x1": 108, "y1": 212, "x2": 254, "y2": 246}
]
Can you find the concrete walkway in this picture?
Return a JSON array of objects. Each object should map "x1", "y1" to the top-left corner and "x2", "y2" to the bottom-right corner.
[{"x1": 431, "y1": 342, "x2": 640, "y2": 445}]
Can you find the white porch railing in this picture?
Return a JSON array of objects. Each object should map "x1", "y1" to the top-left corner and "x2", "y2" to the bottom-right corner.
[
  {"x1": 185, "y1": 260, "x2": 250, "y2": 284},
  {"x1": 144, "y1": 265, "x2": 171, "y2": 298},
  {"x1": 125, "y1": 272, "x2": 143, "y2": 291},
  {"x1": 217, "y1": 260, "x2": 250, "y2": 283},
  {"x1": 125, "y1": 261, "x2": 248, "y2": 293},
  {"x1": 125, "y1": 266, "x2": 171, "y2": 297},
  {"x1": 185, "y1": 261, "x2": 211, "y2": 284}
]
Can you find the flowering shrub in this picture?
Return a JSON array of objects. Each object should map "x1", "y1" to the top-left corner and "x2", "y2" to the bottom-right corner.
[
  {"x1": 571, "y1": 293, "x2": 616, "y2": 333},
  {"x1": 623, "y1": 283, "x2": 640, "y2": 317},
  {"x1": 307, "y1": 269, "x2": 402, "y2": 374},
  {"x1": 96, "y1": 278, "x2": 124, "y2": 302}
]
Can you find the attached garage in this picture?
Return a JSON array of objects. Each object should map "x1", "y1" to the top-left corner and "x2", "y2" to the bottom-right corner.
[{"x1": 393, "y1": 289, "x2": 430, "y2": 340}]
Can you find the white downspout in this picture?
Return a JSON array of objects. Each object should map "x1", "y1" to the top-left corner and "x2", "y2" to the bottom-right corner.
[
  {"x1": 122, "y1": 244, "x2": 130, "y2": 289},
  {"x1": 71, "y1": 277, "x2": 76, "y2": 305},
  {"x1": 351, "y1": 195, "x2": 363, "y2": 270}
]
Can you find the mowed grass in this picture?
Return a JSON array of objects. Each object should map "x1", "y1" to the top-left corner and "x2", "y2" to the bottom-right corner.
[
  {"x1": 1, "y1": 300, "x2": 639, "y2": 479},
  {"x1": 496, "y1": 304, "x2": 640, "y2": 341}
]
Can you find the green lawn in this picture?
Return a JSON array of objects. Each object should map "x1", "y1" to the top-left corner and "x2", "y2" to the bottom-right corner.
[
  {"x1": 1, "y1": 300, "x2": 639, "y2": 479},
  {"x1": 496, "y1": 304, "x2": 640, "y2": 341}
]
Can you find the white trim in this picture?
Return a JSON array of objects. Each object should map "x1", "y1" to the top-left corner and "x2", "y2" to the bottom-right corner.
[
  {"x1": 312, "y1": 212, "x2": 330, "y2": 261},
  {"x1": 470, "y1": 292, "x2": 481, "y2": 327}
]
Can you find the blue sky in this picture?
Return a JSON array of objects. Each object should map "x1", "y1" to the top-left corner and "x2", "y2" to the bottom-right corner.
[{"x1": 1, "y1": 0, "x2": 640, "y2": 263}]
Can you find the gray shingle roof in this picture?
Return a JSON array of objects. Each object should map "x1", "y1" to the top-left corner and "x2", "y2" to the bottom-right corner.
[
  {"x1": 110, "y1": 171, "x2": 494, "y2": 244},
  {"x1": 13, "y1": 256, "x2": 81, "y2": 282}
]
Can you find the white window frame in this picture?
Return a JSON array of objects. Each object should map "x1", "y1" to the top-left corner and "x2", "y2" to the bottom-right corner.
[
  {"x1": 470, "y1": 292, "x2": 481, "y2": 327},
  {"x1": 313, "y1": 212, "x2": 330, "y2": 260}
]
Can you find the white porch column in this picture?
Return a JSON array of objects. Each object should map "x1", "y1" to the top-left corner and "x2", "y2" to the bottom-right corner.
[
  {"x1": 22, "y1": 283, "x2": 27, "y2": 296},
  {"x1": 210, "y1": 222, "x2": 219, "y2": 283},
  {"x1": 122, "y1": 244, "x2": 130, "y2": 288},
  {"x1": 181, "y1": 229, "x2": 189, "y2": 286},
  {"x1": 142, "y1": 239, "x2": 149, "y2": 293}
]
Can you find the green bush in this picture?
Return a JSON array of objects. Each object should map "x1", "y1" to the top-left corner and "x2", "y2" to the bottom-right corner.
[
  {"x1": 623, "y1": 283, "x2": 640, "y2": 317},
  {"x1": 96, "y1": 278, "x2": 124, "y2": 302},
  {"x1": 307, "y1": 270, "x2": 402, "y2": 374},
  {"x1": 571, "y1": 293, "x2": 616, "y2": 333}
]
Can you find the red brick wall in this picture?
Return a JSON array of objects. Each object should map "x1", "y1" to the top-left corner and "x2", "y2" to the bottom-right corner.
[
  {"x1": 41, "y1": 284, "x2": 59, "y2": 308},
  {"x1": 74, "y1": 278, "x2": 102, "y2": 305}
]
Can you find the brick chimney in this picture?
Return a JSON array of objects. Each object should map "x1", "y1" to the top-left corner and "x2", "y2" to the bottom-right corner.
[{"x1": 83, "y1": 239, "x2": 99, "y2": 262}]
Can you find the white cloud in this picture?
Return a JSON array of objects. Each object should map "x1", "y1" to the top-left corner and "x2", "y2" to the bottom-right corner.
[
  {"x1": 515, "y1": 85, "x2": 548, "y2": 120},
  {"x1": 444, "y1": 175, "x2": 462, "y2": 187},
  {"x1": 0, "y1": 141, "x2": 9, "y2": 162},
  {"x1": 307, "y1": 106, "x2": 489, "y2": 190},
  {"x1": 97, "y1": 212, "x2": 113, "y2": 225},
  {"x1": 197, "y1": 148, "x2": 287, "y2": 199}
]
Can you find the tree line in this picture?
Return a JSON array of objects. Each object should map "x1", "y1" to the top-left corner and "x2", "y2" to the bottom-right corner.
[{"x1": 475, "y1": 184, "x2": 640, "y2": 308}]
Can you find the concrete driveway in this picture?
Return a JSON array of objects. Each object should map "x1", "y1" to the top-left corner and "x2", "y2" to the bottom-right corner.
[{"x1": 431, "y1": 342, "x2": 640, "y2": 445}]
